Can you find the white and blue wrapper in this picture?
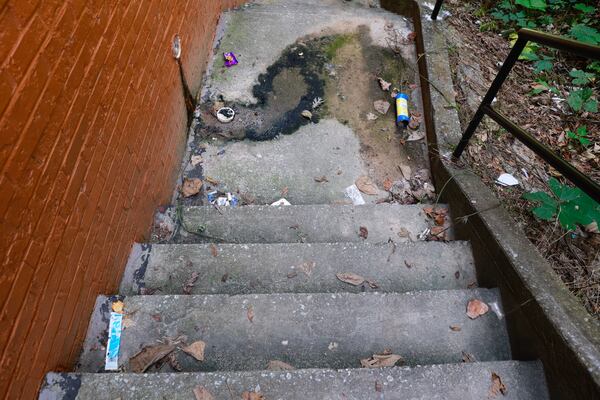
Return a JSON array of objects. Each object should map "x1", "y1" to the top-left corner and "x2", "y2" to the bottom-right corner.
[{"x1": 105, "y1": 312, "x2": 123, "y2": 370}]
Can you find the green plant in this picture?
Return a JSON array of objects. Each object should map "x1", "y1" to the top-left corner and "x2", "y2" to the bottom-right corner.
[
  {"x1": 530, "y1": 79, "x2": 559, "y2": 95},
  {"x1": 567, "y1": 88, "x2": 598, "y2": 112},
  {"x1": 515, "y1": 0, "x2": 547, "y2": 11},
  {"x1": 569, "y1": 24, "x2": 600, "y2": 45},
  {"x1": 566, "y1": 125, "x2": 591, "y2": 147},
  {"x1": 569, "y1": 69, "x2": 595, "y2": 85},
  {"x1": 523, "y1": 178, "x2": 600, "y2": 230}
]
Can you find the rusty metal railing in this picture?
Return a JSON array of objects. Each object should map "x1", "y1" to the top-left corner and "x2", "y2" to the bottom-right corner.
[{"x1": 451, "y1": 28, "x2": 600, "y2": 203}]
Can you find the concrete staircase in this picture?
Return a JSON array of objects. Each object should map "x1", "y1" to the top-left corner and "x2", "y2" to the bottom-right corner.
[{"x1": 40, "y1": 203, "x2": 550, "y2": 399}]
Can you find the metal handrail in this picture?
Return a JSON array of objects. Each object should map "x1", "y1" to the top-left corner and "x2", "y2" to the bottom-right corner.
[
  {"x1": 451, "y1": 28, "x2": 600, "y2": 203},
  {"x1": 431, "y1": 0, "x2": 444, "y2": 20}
]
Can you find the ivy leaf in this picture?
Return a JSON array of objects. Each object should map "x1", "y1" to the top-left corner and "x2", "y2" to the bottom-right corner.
[
  {"x1": 569, "y1": 69, "x2": 595, "y2": 85},
  {"x1": 570, "y1": 24, "x2": 600, "y2": 45},
  {"x1": 549, "y1": 178, "x2": 580, "y2": 202},
  {"x1": 534, "y1": 59, "x2": 553, "y2": 73},
  {"x1": 523, "y1": 191, "x2": 557, "y2": 220},
  {"x1": 568, "y1": 88, "x2": 593, "y2": 112},
  {"x1": 573, "y1": 3, "x2": 595, "y2": 14},
  {"x1": 583, "y1": 98, "x2": 598, "y2": 113},
  {"x1": 515, "y1": 0, "x2": 547, "y2": 10}
]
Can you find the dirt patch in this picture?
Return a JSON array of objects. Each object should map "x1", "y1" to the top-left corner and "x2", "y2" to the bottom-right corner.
[
  {"x1": 442, "y1": 2, "x2": 599, "y2": 317},
  {"x1": 324, "y1": 27, "x2": 430, "y2": 189}
]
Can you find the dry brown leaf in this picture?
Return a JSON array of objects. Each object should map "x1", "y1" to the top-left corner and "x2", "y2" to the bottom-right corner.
[
  {"x1": 336, "y1": 272, "x2": 365, "y2": 286},
  {"x1": 241, "y1": 391, "x2": 264, "y2": 400},
  {"x1": 449, "y1": 325, "x2": 461, "y2": 332},
  {"x1": 210, "y1": 244, "x2": 218, "y2": 257},
  {"x1": 462, "y1": 351, "x2": 476, "y2": 363},
  {"x1": 378, "y1": 78, "x2": 391, "y2": 91},
  {"x1": 205, "y1": 176, "x2": 219, "y2": 186},
  {"x1": 182, "y1": 178, "x2": 203, "y2": 197},
  {"x1": 183, "y1": 272, "x2": 199, "y2": 294},
  {"x1": 383, "y1": 177, "x2": 393, "y2": 191},
  {"x1": 112, "y1": 300, "x2": 124, "y2": 314},
  {"x1": 361, "y1": 352, "x2": 403, "y2": 368},
  {"x1": 129, "y1": 343, "x2": 176, "y2": 372},
  {"x1": 298, "y1": 261, "x2": 316, "y2": 276},
  {"x1": 193, "y1": 386, "x2": 214, "y2": 400},
  {"x1": 489, "y1": 372, "x2": 507, "y2": 397},
  {"x1": 365, "y1": 279, "x2": 379, "y2": 289},
  {"x1": 359, "y1": 226, "x2": 368, "y2": 239},
  {"x1": 434, "y1": 213, "x2": 446, "y2": 226},
  {"x1": 191, "y1": 155, "x2": 203, "y2": 167},
  {"x1": 356, "y1": 176, "x2": 378, "y2": 195},
  {"x1": 281, "y1": 187, "x2": 289, "y2": 196},
  {"x1": 247, "y1": 305, "x2": 254, "y2": 322},
  {"x1": 466, "y1": 299, "x2": 489, "y2": 319},
  {"x1": 167, "y1": 352, "x2": 183, "y2": 371},
  {"x1": 267, "y1": 360, "x2": 295, "y2": 370},
  {"x1": 314, "y1": 175, "x2": 329, "y2": 183},
  {"x1": 182, "y1": 340, "x2": 206, "y2": 361},
  {"x1": 287, "y1": 271, "x2": 298, "y2": 279}
]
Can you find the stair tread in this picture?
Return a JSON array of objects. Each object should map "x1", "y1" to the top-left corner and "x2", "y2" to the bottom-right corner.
[
  {"x1": 178, "y1": 203, "x2": 450, "y2": 244},
  {"x1": 42, "y1": 360, "x2": 549, "y2": 399},
  {"x1": 121, "y1": 241, "x2": 475, "y2": 295},
  {"x1": 78, "y1": 289, "x2": 510, "y2": 373}
]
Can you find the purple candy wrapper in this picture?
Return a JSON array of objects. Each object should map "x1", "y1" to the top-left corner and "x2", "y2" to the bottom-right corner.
[{"x1": 224, "y1": 52, "x2": 238, "y2": 67}]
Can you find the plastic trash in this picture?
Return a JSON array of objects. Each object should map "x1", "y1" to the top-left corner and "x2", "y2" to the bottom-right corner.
[
  {"x1": 105, "y1": 312, "x2": 123, "y2": 370},
  {"x1": 271, "y1": 198, "x2": 291, "y2": 206},
  {"x1": 216, "y1": 107, "x2": 235, "y2": 123},
  {"x1": 495, "y1": 173, "x2": 519, "y2": 187},
  {"x1": 344, "y1": 184, "x2": 366, "y2": 205},
  {"x1": 395, "y1": 93, "x2": 410, "y2": 127},
  {"x1": 208, "y1": 190, "x2": 238, "y2": 207},
  {"x1": 224, "y1": 52, "x2": 238, "y2": 67}
]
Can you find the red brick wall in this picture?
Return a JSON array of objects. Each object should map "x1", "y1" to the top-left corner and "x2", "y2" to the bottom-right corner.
[{"x1": 0, "y1": 1, "x2": 245, "y2": 398}]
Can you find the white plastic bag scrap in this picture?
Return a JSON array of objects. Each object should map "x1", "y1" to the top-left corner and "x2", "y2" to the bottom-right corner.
[
  {"x1": 271, "y1": 198, "x2": 291, "y2": 206},
  {"x1": 344, "y1": 184, "x2": 365, "y2": 205},
  {"x1": 495, "y1": 173, "x2": 519, "y2": 187}
]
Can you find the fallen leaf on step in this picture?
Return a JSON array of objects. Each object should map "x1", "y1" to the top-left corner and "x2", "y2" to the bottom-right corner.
[
  {"x1": 247, "y1": 305, "x2": 254, "y2": 323},
  {"x1": 383, "y1": 177, "x2": 393, "y2": 191},
  {"x1": 129, "y1": 343, "x2": 177, "y2": 372},
  {"x1": 378, "y1": 78, "x2": 391, "y2": 91},
  {"x1": 205, "y1": 176, "x2": 219, "y2": 186},
  {"x1": 182, "y1": 340, "x2": 206, "y2": 361},
  {"x1": 462, "y1": 351, "x2": 476, "y2": 363},
  {"x1": 366, "y1": 112, "x2": 378, "y2": 121},
  {"x1": 298, "y1": 261, "x2": 316, "y2": 276},
  {"x1": 287, "y1": 271, "x2": 298, "y2": 279},
  {"x1": 374, "y1": 100, "x2": 390, "y2": 115},
  {"x1": 242, "y1": 391, "x2": 265, "y2": 400},
  {"x1": 281, "y1": 187, "x2": 289, "y2": 197},
  {"x1": 167, "y1": 352, "x2": 183, "y2": 371},
  {"x1": 193, "y1": 386, "x2": 214, "y2": 400},
  {"x1": 356, "y1": 176, "x2": 378, "y2": 195},
  {"x1": 365, "y1": 279, "x2": 379, "y2": 289},
  {"x1": 182, "y1": 272, "x2": 199, "y2": 294},
  {"x1": 111, "y1": 300, "x2": 124, "y2": 314},
  {"x1": 181, "y1": 178, "x2": 203, "y2": 197},
  {"x1": 375, "y1": 380, "x2": 383, "y2": 392},
  {"x1": 267, "y1": 360, "x2": 295, "y2": 370},
  {"x1": 489, "y1": 372, "x2": 507, "y2": 397},
  {"x1": 466, "y1": 299, "x2": 489, "y2": 319},
  {"x1": 449, "y1": 325, "x2": 461, "y2": 332},
  {"x1": 360, "y1": 352, "x2": 404, "y2": 368},
  {"x1": 429, "y1": 226, "x2": 446, "y2": 239},
  {"x1": 191, "y1": 155, "x2": 203, "y2": 167},
  {"x1": 336, "y1": 272, "x2": 366, "y2": 286},
  {"x1": 210, "y1": 244, "x2": 218, "y2": 257},
  {"x1": 314, "y1": 175, "x2": 329, "y2": 183},
  {"x1": 359, "y1": 226, "x2": 369, "y2": 239}
]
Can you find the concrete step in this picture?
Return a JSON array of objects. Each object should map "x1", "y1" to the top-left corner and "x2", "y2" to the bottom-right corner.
[
  {"x1": 178, "y1": 204, "x2": 447, "y2": 244},
  {"x1": 78, "y1": 289, "x2": 510, "y2": 373},
  {"x1": 121, "y1": 241, "x2": 475, "y2": 295},
  {"x1": 42, "y1": 360, "x2": 549, "y2": 399}
]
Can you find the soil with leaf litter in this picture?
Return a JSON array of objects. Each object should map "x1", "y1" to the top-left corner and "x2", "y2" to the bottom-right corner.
[{"x1": 442, "y1": 0, "x2": 599, "y2": 317}]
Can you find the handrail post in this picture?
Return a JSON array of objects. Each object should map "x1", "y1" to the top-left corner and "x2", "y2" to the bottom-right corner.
[
  {"x1": 431, "y1": 0, "x2": 444, "y2": 20},
  {"x1": 452, "y1": 36, "x2": 528, "y2": 160}
]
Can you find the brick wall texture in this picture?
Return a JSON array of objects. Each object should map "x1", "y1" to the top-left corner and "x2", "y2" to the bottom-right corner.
[{"x1": 0, "y1": 1, "x2": 245, "y2": 398}]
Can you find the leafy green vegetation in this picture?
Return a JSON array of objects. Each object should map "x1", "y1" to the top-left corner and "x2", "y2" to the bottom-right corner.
[
  {"x1": 488, "y1": 0, "x2": 599, "y2": 114},
  {"x1": 566, "y1": 125, "x2": 590, "y2": 146},
  {"x1": 523, "y1": 178, "x2": 600, "y2": 230}
]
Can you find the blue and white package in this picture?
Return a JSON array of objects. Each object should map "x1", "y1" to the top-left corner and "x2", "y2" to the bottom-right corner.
[{"x1": 105, "y1": 312, "x2": 123, "y2": 370}]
